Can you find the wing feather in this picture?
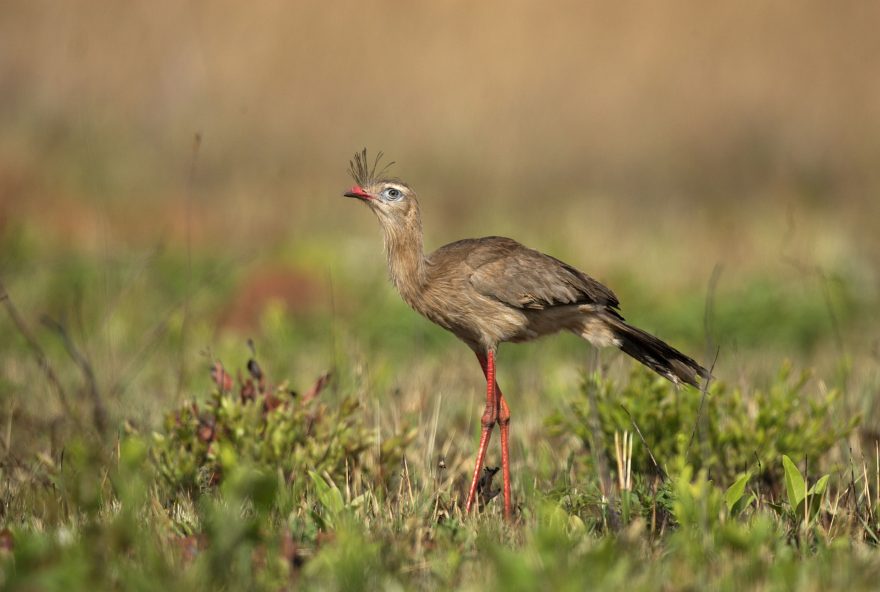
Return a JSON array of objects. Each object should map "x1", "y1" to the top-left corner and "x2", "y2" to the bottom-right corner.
[{"x1": 445, "y1": 237, "x2": 619, "y2": 311}]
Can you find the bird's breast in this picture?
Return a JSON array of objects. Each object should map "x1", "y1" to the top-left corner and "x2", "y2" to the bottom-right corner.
[{"x1": 406, "y1": 281, "x2": 531, "y2": 348}]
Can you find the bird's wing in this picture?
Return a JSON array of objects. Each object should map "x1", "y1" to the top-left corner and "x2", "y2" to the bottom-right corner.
[{"x1": 459, "y1": 237, "x2": 620, "y2": 311}]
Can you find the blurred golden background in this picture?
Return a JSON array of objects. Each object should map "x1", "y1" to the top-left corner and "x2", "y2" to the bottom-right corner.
[{"x1": 4, "y1": 1, "x2": 879, "y2": 235}]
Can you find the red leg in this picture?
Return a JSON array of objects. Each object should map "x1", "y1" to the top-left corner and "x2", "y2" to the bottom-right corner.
[
  {"x1": 474, "y1": 351, "x2": 513, "y2": 519},
  {"x1": 498, "y1": 393, "x2": 512, "y2": 519},
  {"x1": 464, "y1": 350, "x2": 497, "y2": 514}
]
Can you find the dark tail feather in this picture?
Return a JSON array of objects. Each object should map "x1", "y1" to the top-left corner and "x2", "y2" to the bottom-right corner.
[{"x1": 606, "y1": 317, "x2": 710, "y2": 388}]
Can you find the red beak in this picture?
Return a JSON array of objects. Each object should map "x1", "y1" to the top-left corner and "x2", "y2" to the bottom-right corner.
[{"x1": 344, "y1": 185, "x2": 373, "y2": 201}]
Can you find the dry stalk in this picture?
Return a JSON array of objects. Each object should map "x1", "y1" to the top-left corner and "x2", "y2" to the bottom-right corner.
[
  {"x1": 0, "y1": 278, "x2": 75, "y2": 422},
  {"x1": 614, "y1": 431, "x2": 633, "y2": 493}
]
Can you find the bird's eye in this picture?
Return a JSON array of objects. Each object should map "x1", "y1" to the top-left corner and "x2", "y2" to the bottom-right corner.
[{"x1": 383, "y1": 187, "x2": 403, "y2": 201}]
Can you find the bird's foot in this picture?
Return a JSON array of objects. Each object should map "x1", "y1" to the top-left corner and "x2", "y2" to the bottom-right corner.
[{"x1": 477, "y1": 465, "x2": 501, "y2": 505}]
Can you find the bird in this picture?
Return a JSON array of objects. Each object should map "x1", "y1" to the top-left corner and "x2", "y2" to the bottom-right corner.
[{"x1": 343, "y1": 149, "x2": 709, "y2": 519}]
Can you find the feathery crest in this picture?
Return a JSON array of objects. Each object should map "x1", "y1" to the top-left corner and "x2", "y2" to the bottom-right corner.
[{"x1": 348, "y1": 149, "x2": 395, "y2": 187}]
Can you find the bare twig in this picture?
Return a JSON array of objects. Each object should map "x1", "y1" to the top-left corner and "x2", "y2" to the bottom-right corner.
[
  {"x1": 108, "y1": 313, "x2": 173, "y2": 399},
  {"x1": 685, "y1": 346, "x2": 720, "y2": 462},
  {"x1": 41, "y1": 315, "x2": 107, "y2": 436},
  {"x1": 684, "y1": 264, "x2": 723, "y2": 463},
  {"x1": 620, "y1": 404, "x2": 668, "y2": 482},
  {"x1": 0, "y1": 279, "x2": 75, "y2": 420},
  {"x1": 110, "y1": 262, "x2": 232, "y2": 400},
  {"x1": 816, "y1": 269, "x2": 844, "y2": 356}
]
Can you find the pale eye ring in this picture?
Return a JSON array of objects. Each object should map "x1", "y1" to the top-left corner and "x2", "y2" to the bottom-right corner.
[{"x1": 383, "y1": 187, "x2": 403, "y2": 201}]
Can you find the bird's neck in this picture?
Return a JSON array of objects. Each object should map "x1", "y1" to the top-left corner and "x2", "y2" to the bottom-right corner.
[{"x1": 379, "y1": 210, "x2": 427, "y2": 304}]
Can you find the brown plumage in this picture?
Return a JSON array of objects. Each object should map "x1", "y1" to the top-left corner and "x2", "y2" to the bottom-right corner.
[{"x1": 344, "y1": 149, "x2": 709, "y2": 519}]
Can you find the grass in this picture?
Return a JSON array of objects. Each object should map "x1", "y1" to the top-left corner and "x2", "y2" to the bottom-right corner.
[
  {"x1": 2, "y1": 152, "x2": 879, "y2": 589},
  {"x1": 1, "y1": 225, "x2": 879, "y2": 589}
]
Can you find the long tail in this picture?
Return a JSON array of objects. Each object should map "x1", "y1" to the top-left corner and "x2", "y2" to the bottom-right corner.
[{"x1": 596, "y1": 315, "x2": 710, "y2": 388}]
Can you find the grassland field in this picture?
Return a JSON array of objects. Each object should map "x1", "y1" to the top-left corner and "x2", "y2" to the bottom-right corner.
[{"x1": 3, "y1": 2, "x2": 880, "y2": 590}]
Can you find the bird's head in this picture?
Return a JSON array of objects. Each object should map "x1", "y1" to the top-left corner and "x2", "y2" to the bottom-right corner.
[{"x1": 344, "y1": 149, "x2": 419, "y2": 225}]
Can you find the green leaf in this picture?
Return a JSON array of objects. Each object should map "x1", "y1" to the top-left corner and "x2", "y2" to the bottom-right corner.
[
  {"x1": 309, "y1": 470, "x2": 345, "y2": 516},
  {"x1": 782, "y1": 455, "x2": 806, "y2": 509},
  {"x1": 797, "y1": 474, "x2": 830, "y2": 520},
  {"x1": 725, "y1": 472, "x2": 751, "y2": 513},
  {"x1": 809, "y1": 474, "x2": 829, "y2": 497},
  {"x1": 738, "y1": 493, "x2": 757, "y2": 515}
]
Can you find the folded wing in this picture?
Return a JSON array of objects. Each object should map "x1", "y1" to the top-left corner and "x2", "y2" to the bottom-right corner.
[{"x1": 460, "y1": 237, "x2": 620, "y2": 311}]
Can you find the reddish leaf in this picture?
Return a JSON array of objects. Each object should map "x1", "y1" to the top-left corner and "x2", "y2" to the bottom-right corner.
[
  {"x1": 0, "y1": 528, "x2": 13, "y2": 554},
  {"x1": 303, "y1": 372, "x2": 332, "y2": 403},
  {"x1": 240, "y1": 376, "x2": 257, "y2": 403},
  {"x1": 263, "y1": 393, "x2": 282, "y2": 413},
  {"x1": 197, "y1": 415, "x2": 216, "y2": 443},
  {"x1": 210, "y1": 361, "x2": 233, "y2": 392}
]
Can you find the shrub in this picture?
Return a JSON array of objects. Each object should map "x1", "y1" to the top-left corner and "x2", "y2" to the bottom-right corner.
[
  {"x1": 150, "y1": 354, "x2": 412, "y2": 500},
  {"x1": 547, "y1": 362, "x2": 858, "y2": 489}
]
